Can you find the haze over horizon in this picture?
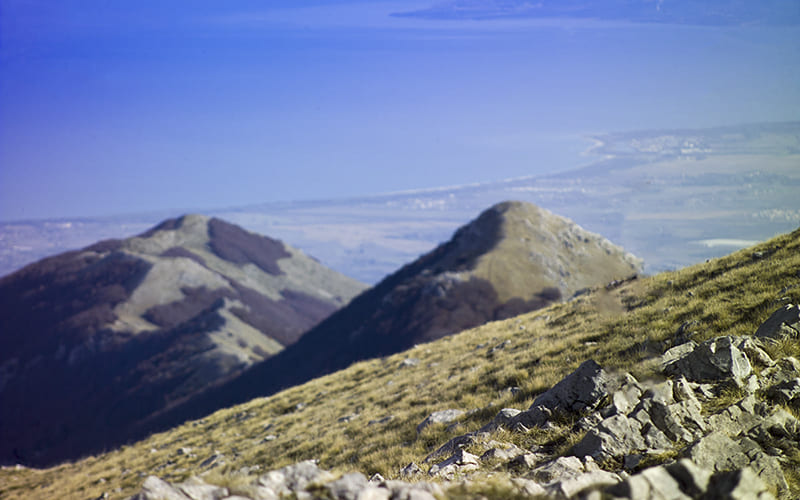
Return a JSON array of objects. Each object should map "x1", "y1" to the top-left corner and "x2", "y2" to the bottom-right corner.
[{"x1": 1, "y1": 0, "x2": 798, "y2": 221}]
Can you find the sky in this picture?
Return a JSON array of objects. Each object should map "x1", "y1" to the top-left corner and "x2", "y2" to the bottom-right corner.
[{"x1": 1, "y1": 0, "x2": 799, "y2": 221}]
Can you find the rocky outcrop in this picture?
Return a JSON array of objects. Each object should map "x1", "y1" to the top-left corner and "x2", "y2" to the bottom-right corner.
[
  {"x1": 128, "y1": 461, "x2": 442, "y2": 500},
  {"x1": 128, "y1": 305, "x2": 800, "y2": 499}
]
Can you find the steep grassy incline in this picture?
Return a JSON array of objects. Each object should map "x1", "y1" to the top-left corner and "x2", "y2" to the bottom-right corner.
[{"x1": 1, "y1": 227, "x2": 798, "y2": 500}]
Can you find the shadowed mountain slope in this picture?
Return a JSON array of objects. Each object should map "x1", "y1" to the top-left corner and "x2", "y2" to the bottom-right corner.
[
  {"x1": 141, "y1": 201, "x2": 642, "y2": 435},
  {"x1": 0, "y1": 215, "x2": 366, "y2": 467}
]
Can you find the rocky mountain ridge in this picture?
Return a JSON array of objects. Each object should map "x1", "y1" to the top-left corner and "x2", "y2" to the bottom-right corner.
[
  {"x1": 0, "y1": 214, "x2": 366, "y2": 467},
  {"x1": 129, "y1": 303, "x2": 800, "y2": 499},
  {"x1": 134, "y1": 201, "x2": 642, "y2": 435},
  {"x1": 4, "y1": 218, "x2": 799, "y2": 500}
]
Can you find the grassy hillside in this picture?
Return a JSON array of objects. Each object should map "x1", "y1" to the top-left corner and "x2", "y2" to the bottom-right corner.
[{"x1": 2, "y1": 226, "x2": 799, "y2": 500}]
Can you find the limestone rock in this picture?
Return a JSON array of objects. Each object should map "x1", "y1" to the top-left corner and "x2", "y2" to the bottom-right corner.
[
  {"x1": 135, "y1": 476, "x2": 193, "y2": 500},
  {"x1": 398, "y1": 462, "x2": 423, "y2": 479},
  {"x1": 516, "y1": 360, "x2": 615, "y2": 428},
  {"x1": 325, "y1": 473, "x2": 388, "y2": 500},
  {"x1": 755, "y1": 304, "x2": 800, "y2": 340},
  {"x1": 255, "y1": 460, "x2": 333, "y2": 498},
  {"x1": 423, "y1": 432, "x2": 487, "y2": 463},
  {"x1": 479, "y1": 441, "x2": 526, "y2": 462},
  {"x1": 760, "y1": 357, "x2": 800, "y2": 388},
  {"x1": 660, "y1": 341, "x2": 697, "y2": 372},
  {"x1": 736, "y1": 337, "x2": 774, "y2": 367},
  {"x1": 663, "y1": 336, "x2": 751, "y2": 384},
  {"x1": 546, "y1": 469, "x2": 621, "y2": 498},
  {"x1": 428, "y1": 449, "x2": 480, "y2": 478},
  {"x1": 480, "y1": 408, "x2": 521, "y2": 432},
  {"x1": 530, "y1": 456, "x2": 586, "y2": 483},
  {"x1": 572, "y1": 414, "x2": 646, "y2": 461},
  {"x1": 707, "y1": 467, "x2": 777, "y2": 500},
  {"x1": 765, "y1": 377, "x2": 800, "y2": 403},
  {"x1": 510, "y1": 478, "x2": 547, "y2": 497},
  {"x1": 684, "y1": 432, "x2": 788, "y2": 495},
  {"x1": 416, "y1": 409, "x2": 465, "y2": 433}
]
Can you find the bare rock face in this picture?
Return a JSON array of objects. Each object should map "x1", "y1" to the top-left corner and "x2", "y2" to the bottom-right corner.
[{"x1": 0, "y1": 215, "x2": 367, "y2": 467}]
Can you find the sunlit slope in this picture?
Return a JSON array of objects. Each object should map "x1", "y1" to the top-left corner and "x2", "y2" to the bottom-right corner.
[{"x1": 2, "y1": 225, "x2": 798, "y2": 500}]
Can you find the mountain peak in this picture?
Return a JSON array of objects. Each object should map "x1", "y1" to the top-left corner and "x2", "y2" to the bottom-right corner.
[
  {"x1": 154, "y1": 201, "x2": 644, "y2": 432},
  {"x1": 0, "y1": 215, "x2": 366, "y2": 466}
]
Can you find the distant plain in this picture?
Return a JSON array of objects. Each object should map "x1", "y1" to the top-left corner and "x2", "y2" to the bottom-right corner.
[{"x1": 1, "y1": 122, "x2": 799, "y2": 284}]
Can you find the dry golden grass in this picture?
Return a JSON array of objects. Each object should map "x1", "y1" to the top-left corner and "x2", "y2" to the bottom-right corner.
[{"x1": 2, "y1": 227, "x2": 799, "y2": 500}]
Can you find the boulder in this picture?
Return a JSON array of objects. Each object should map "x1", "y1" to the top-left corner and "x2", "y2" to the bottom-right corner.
[
  {"x1": 663, "y1": 336, "x2": 751, "y2": 384},
  {"x1": 660, "y1": 341, "x2": 698, "y2": 372},
  {"x1": 516, "y1": 360, "x2": 615, "y2": 427},
  {"x1": 755, "y1": 304, "x2": 800, "y2": 340}
]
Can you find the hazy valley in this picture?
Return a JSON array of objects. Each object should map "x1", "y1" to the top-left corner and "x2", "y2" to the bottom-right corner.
[{"x1": 2, "y1": 122, "x2": 799, "y2": 284}]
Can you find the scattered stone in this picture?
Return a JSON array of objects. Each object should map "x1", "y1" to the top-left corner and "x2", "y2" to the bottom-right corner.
[
  {"x1": 134, "y1": 476, "x2": 191, "y2": 500},
  {"x1": 424, "y1": 433, "x2": 479, "y2": 463},
  {"x1": 487, "y1": 340, "x2": 511, "y2": 355},
  {"x1": 367, "y1": 415, "x2": 394, "y2": 426},
  {"x1": 428, "y1": 449, "x2": 479, "y2": 478},
  {"x1": 398, "y1": 462, "x2": 423, "y2": 479},
  {"x1": 506, "y1": 452, "x2": 544, "y2": 471},
  {"x1": 416, "y1": 409, "x2": 465, "y2": 433},
  {"x1": 198, "y1": 454, "x2": 224, "y2": 469},
  {"x1": 399, "y1": 358, "x2": 420, "y2": 368},
  {"x1": 684, "y1": 431, "x2": 788, "y2": 494},
  {"x1": 479, "y1": 441, "x2": 526, "y2": 463},
  {"x1": 546, "y1": 469, "x2": 621, "y2": 498}
]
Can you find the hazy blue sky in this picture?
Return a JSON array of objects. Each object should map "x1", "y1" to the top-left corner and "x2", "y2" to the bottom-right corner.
[{"x1": 1, "y1": 0, "x2": 798, "y2": 220}]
